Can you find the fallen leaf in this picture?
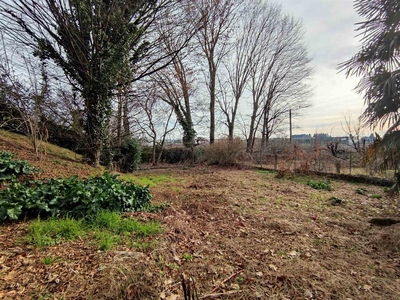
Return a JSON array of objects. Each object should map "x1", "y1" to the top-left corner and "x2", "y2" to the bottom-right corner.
[
  {"x1": 363, "y1": 285, "x2": 373, "y2": 292},
  {"x1": 268, "y1": 264, "x2": 278, "y2": 271},
  {"x1": 3, "y1": 271, "x2": 18, "y2": 281}
]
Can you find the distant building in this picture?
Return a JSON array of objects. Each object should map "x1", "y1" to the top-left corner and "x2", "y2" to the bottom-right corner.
[
  {"x1": 292, "y1": 134, "x2": 311, "y2": 140},
  {"x1": 292, "y1": 134, "x2": 312, "y2": 143},
  {"x1": 336, "y1": 136, "x2": 350, "y2": 144}
]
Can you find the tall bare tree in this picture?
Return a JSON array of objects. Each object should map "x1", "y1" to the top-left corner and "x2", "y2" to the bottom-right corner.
[
  {"x1": 190, "y1": 0, "x2": 238, "y2": 144},
  {"x1": 245, "y1": 3, "x2": 312, "y2": 153},
  {"x1": 218, "y1": 2, "x2": 264, "y2": 140}
]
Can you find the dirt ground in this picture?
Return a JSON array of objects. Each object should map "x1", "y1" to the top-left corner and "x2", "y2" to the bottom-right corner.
[{"x1": 0, "y1": 135, "x2": 399, "y2": 299}]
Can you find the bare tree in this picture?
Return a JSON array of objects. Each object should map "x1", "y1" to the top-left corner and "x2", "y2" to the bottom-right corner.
[
  {"x1": 246, "y1": 3, "x2": 313, "y2": 153},
  {"x1": 153, "y1": 54, "x2": 197, "y2": 148},
  {"x1": 145, "y1": 10, "x2": 202, "y2": 150},
  {"x1": 342, "y1": 114, "x2": 367, "y2": 155},
  {"x1": 131, "y1": 84, "x2": 177, "y2": 165},
  {"x1": 0, "y1": 47, "x2": 49, "y2": 159},
  {"x1": 189, "y1": 0, "x2": 238, "y2": 144},
  {"x1": 218, "y1": 2, "x2": 264, "y2": 140}
]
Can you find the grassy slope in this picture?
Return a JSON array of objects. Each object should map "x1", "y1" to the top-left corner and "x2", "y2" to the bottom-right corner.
[{"x1": 0, "y1": 129, "x2": 103, "y2": 179}]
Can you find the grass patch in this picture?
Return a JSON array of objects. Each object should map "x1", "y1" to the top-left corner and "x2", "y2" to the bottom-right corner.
[
  {"x1": 371, "y1": 194, "x2": 382, "y2": 199},
  {"x1": 27, "y1": 211, "x2": 162, "y2": 250},
  {"x1": 291, "y1": 175, "x2": 312, "y2": 185},
  {"x1": 118, "y1": 174, "x2": 176, "y2": 187},
  {"x1": 28, "y1": 216, "x2": 85, "y2": 248},
  {"x1": 89, "y1": 211, "x2": 162, "y2": 237},
  {"x1": 182, "y1": 253, "x2": 193, "y2": 261},
  {"x1": 42, "y1": 256, "x2": 57, "y2": 265},
  {"x1": 255, "y1": 169, "x2": 276, "y2": 175},
  {"x1": 355, "y1": 187, "x2": 367, "y2": 195}
]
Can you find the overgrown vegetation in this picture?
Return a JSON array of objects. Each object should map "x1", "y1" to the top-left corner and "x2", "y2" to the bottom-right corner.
[
  {"x1": 106, "y1": 138, "x2": 142, "y2": 173},
  {"x1": 0, "y1": 150, "x2": 40, "y2": 182},
  {"x1": 0, "y1": 173, "x2": 153, "y2": 221},
  {"x1": 202, "y1": 138, "x2": 245, "y2": 166},
  {"x1": 28, "y1": 211, "x2": 162, "y2": 250}
]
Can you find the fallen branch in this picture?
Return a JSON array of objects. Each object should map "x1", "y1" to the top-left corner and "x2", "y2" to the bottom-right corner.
[{"x1": 211, "y1": 269, "x2": 244, "y2": 293}]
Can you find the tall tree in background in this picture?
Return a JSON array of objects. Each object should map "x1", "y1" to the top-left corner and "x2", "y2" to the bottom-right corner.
[
  {"x1": 340, "y1": 0, "x2": 400, "y2": 191},
  {"x1": 245, "y1": 3, "x2": 312, "y2": 153},
  {"x1": 0, "y1": 0, "x2": 182, "y2": 166},
  {"x1": 219, "y1": 2, "x2": 264, "y2": 140},
  {"x1": 258, "y1": 14, "x2": 312, "y2": 149},
  {"x1": 192, "y1": 0, "x2": 237, "y2": 144}
]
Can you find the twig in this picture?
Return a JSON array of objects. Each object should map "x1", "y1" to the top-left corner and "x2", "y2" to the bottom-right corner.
[
  {"x1": 211, "y1": 269, "x2": 244, "y2": 293},
  {"x1": 199, "y1": 290, "x2": 242, "y2": 299}
]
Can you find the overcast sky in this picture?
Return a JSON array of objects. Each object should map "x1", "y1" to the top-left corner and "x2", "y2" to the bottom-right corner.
[{"x1": 278, "y1": 0, "x2": 366, "y2": 136}]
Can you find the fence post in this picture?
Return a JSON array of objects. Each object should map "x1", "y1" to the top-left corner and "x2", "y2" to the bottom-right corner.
[{"x1": 349, "y1": 152, "x2": 352, "y2": 175}]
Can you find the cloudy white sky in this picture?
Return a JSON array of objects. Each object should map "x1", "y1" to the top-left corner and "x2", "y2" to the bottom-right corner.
[{"x1": 279, "y1": 0, "x2": 366, "y2": 136}]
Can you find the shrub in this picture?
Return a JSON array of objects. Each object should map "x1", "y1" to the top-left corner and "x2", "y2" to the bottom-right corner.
[
  {"x1": 0, "y1": 150, "x2": 40, "y2": 182},
  {"x1": 0, "y1": 173, "x2": 153, "y2": 221},
  {"x1": 307, "y1": 179, "x2": 333, "y2": 191},
  {"x1": 161, "y1": 147, "x2": 193, "y2": 164},
  {"x1": 202, "y1": 138, "x2": 245, "y2": 166},
  {"x1": 113, "y1": 138, "x2": 142, "y2": 172}
]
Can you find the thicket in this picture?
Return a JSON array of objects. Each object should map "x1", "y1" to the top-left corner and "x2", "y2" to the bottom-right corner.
[
  {"x1": 160, "y1": 148, "x2": 194, "y2": 164},
  {"x1": 202, "y1": 138, "x2": 245, "y2": 166}
]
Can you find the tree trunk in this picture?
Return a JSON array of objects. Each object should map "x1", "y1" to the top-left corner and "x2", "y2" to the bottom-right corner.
[
  {"x1": 209, "y1": 70, "x2": 216, "y2": 144},
  {"x1": 123, "y1": 98, "x2": 130, "y2": 138},
  {"x1": 83, "y1": 89, "x2": 110, "y2": 167},
  {"x1": 152, "y1": 140, "x2": 157, "y2": 166},
  {"x1": 247, "y1": 112, "x2": 257, "y2": 153},
  {"x1": 116, "y1": 94, "x2": 123, "y2": 147}
]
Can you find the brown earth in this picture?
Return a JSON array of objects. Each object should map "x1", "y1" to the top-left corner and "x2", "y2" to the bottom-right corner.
[{"x1": 0, "y1": 133, "x2": 399, "y2": 299}]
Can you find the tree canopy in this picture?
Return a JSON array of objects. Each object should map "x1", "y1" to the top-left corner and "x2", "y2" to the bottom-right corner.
[
  {"x1": 339, "y1": 0, "x2": 400, "y2": 190},
  {"x1": 0, "y1": 0, "x2": 177, "y2": 166}
]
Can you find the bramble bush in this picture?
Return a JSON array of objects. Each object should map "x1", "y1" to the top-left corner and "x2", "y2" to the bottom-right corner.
[{"x1": 0, "y1": 173, "x2": 153, "y2": 221}]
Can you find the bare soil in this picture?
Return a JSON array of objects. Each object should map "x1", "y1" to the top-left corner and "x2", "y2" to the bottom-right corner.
[{"x1": 0, "y1": 135, "x2": 399, "y2": 299}]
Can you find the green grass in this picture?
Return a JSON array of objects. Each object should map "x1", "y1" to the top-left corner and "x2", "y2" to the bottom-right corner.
[
  {"x1": 42, "y1": 256, "x2": 57, "y2": 265},
  {"x1": 307, "y1": 179, "x2": 333, "y2": 191},
  {"x1": 371, "y1": 194, "x2": 382, "y2": 199},
  {"x1": 255, "y1": 169, "x2": 276, "y2": 175},
  {"x1": 182, "y1": 253, "x2": 193, "y2": 261},
  {"x1": 291, "y1": 175, "x2": 312, "y2": 185},
  {"x1": 28, "y1": 216, "x2": 85, "y2": 248},
  {"x1": 27, "y1": 211, "x2": 162, "y2": 250}
]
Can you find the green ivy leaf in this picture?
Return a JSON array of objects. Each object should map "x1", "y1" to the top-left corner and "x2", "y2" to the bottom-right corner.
[{"x1": 7, "y1": 206, "x2": 22, "y2": 220}]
